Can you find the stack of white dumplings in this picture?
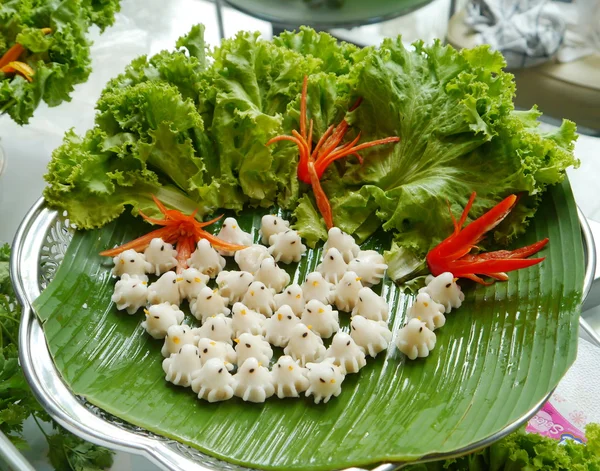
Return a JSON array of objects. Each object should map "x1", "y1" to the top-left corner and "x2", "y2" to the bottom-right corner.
[{"x1": 109, "y1": 215, "x2": 463, "y2": 404}]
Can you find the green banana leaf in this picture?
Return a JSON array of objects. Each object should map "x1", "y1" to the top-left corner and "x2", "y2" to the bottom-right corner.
[{"x1": 33, "y1": 179, "x2": 583, "y2": 471}]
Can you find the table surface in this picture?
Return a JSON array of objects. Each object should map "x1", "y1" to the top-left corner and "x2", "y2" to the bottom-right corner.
[{"x1": 0, "y1": 0, "x2": 599, "y2": 469}]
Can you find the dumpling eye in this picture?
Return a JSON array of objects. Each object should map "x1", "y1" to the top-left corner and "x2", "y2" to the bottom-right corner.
[
  {"x1": 187, "y1": 280, "x2": 191, "y2": 283},
  {"x1": 288, "y1": 315, "x2": 292, "y2": 320},
  {"x1": 172, "y1": 279, "x2": 177, "y2": 284},
  {"x1": 273, "y1": 220, "x2": 277, "y2": 225},
  {"x1": 359, "y1": 297, "x2": 363, "y2": 302},
  {"x1": 130, "y1": 259, "x2": 135, "y2": 263},
  {"x1": 245, "y1": 343, "x2": 251, "y2": 348},
  {"x1": 445, "y1": 283, "x2": 452, "y2": 288},
  {"x1": 207, "y1": 295, "x2": 213, "y2": 300},
  {"x1": 179, "y1": 348, "x2": 182, "y2": 354},
  {"x1": 261, "y1": 286, "x2": 265, "y2": 290},
  {"x1": 346, "y1": 340, "x2": 351, "y2": 346},
  {"x1": 347, "y1": 282, "x2": 352, "y2": 286},
  {"x1": 249, "y1": 368, "x2": 255, "y2": 373},
  {"x1": 419, "y1": 327, "x2": 423, "y2": 332},
  {"x1": 203, "y1": 348, "x2": 208, "y2": 353},
  {"x1": 153, "y1": 315, "x2": 160, "y2": 319},
  {"x1": 287, "y1": 290, "x2": 291, "y2": 295},
  {"x1": 211, "y1": 325, "x2": 215, "y2": 331},
  {"x1": 302, "y1": 332, "x2": 308, "y2": 338},
  {"x1": 329, "y1": 255, "x2": 334, "y2": 260},
  {"x1": 319, "y1": 378, "x2": 325, "y2": 383},
  {"x1": 223, "y1": 224, "x2": 227, "y2": 228},
  {"x1": 240, "y1": 273, "x2": 244, "y2": 277},
  {"x1": 307, "y1": 309, "x2": 312, "y2": 313},
  {"x1": 218, "y1": 368, "x2": 223, "y2": 373},
  {"x1": 351, "y1": 325, "x2": 356, "y2": 330},
  {"x1": 161, "y1": 245, "x2": 165, "y2": 251},
  {"x1": 290, "y1": 241, "x2": 296, "y2": 245}
]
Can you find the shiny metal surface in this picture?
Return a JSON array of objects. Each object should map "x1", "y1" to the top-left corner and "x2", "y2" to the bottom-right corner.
[{"x1": 11, "y1": 198, "x2": 598, "y2": 471}]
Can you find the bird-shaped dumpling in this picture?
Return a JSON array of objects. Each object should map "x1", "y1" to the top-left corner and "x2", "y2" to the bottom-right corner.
[
  {"x1": 147, "y1": 271, "x2": 182, "y2": 306},
  {"x1": 161, "y1": 324, "x2": 198, "y2": 357},
  {"x1": 264, "y1": 305, "x2": 300, "y2": 347},
  {"x1": 323, "y1": 227, "x2": 359, "y2": 264},
  {"x1": 332, "y1": 271, "x2": 363, "y2": 312},
  {"x1": 111, "y1": 274, "x2": 148, "y2": 314},
  {"x1": 190, "y1": 287, "x2": 230, "y2": 323},
  {"x1": 260, "y1": 215, "x2": 290, "y2": 245},
  {"x1": 242, "y1": 281, "x2": 276, "y2": 317},
  {"x1": 271, "y1": 355, "x2": 309, "y2": 399},
  {"x1": 254, "y1": 258, "x2": 290, "y2": 293},
  {"x1": 407, "y1": 292, "x2": 446, "y2": 330},
  {"x1": 162, "y1": 344, "x2": 202, "y2": 387},
  {"x1": 216, "y1": 217, "x2": 252, "y2": 256},
  {"x1": 187, "y1": 239, "x2": 226, "y2": 278},
  {"x1": 351, "y1": 287, "x2": 389, "y2": 322},
  {"x1": 231, "y1": 302, "x2": 266, "y2": 337},
  {"x1": 143, "y1": 238, "x2": 178, "y2": 276},
  {"x1": 268, "y1": 230, "x2": 306, "y2": 264},
  {"x1": 216, "y1": 270, "x2": 254, "y2": 304},
  {"x1": 178, "y1": 268, "x2": 209, "y2": 302},
  {"x1": 142, "y1": 303, "x2": 184, "y2": 339},
  {"x1": 302, "y1": 272, "x2": 334, "y2": 304},
  {"x1": 347, "y1": 250, "x2": 388, "y2": 287},
  {"x1": 325, "y1": 332, "x2": 367, "y2": 374},
  {"x1": 234, "y1": 332, "x2": 273, "y2": 366},
  {"x1": 111, "y1": 249, "x2": 152, "y2": 281},
  {"x1": 316, "y1": 248, "x2": 347, "y2": 284},
  {"x1": 419, "y1": 272, "x2": 464, "y2": 313},
  {"x1": 305, "y1": 359, "x2": 345, "y2": 404},
  {"x1": 350, "y1": 315, "x2": 392, "y2": 358},
  {"x1": 197, "y1": 338, "x2": 237, "y2": 369},
  {"x1": 191, "y1": 358, "x2": 235, "y2": 402},
  {"x1": 284, "y1": 324, "x2": 326, "y2": 366},
  {"x1": 233, "y1": 358, "x2": 275, "y2": 403},
  {"x1": 395, "y1": 318, "x2": 437, "y2": 360},
  {"x1": 194, "y1": 314, "x2": 233, "y2": 345},
  {"x1": 234, "y1": 244, "x2": 271, "y2": 274},
  {"x1": 300, "y1": 300, "x2": 339, "y2": 338},
  {"x1": 274, "y1": 284, "x2": 305, "y2": 316}
]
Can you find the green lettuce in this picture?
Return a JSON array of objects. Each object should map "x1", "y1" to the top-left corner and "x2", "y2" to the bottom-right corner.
[
  {"x1": 44, "y1": 26, "x2": 578, "y2": 279},
  {"x1": 0, "y1": 0, "x2": 120, "y2": 125}
]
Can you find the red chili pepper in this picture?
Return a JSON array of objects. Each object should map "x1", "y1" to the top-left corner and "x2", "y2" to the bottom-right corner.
[
  {"x1": 426, "y1": 192, "x2": 549, "y2": 284},
  {"x1": 266, "y1": 75, "x2": 400, "y2": 226},
  {"x1": 100, "y1": 196, "x2": 246, "y2": 271}
]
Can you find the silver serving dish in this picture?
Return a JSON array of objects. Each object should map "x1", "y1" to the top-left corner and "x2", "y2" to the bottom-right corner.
[{"x1": 11, "y1": 198, "x2": 600, "y2": 471}]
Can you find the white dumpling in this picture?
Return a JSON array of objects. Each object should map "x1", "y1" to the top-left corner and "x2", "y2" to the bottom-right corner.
[
  {"x1": 233, "y1": 357, "x2": 275, "y2": 403},
  {"x1": 347, "y1": 250, "x2": 388, "y2": 286},
  {"x1": 143, "y1": 238, "x2": 178, "y2": 276},
  {"x1": 264, "y1": 305, "x2": 300, "y2": 347},
  {"x1": 141, "y1": 303, "x2": 184, "y2": 339},
  {"x1": 305, "y1": 359, "x2": 345, "y2": 404},
  {"x1": 271, "y1": 355, "x2": 309, "y2": 399},
  {"x1": 187, "y1": 239, "x2": 226, "y2": 278},
  {"x1": 162, "y1": 344, "x2": 202, "y2": 387},
  {"x1": 147, "y1": 271, "x2": 182, "y2": 306},
  {"x1": 178, "y1": 268, "x2": 209, "y2": 302},
  {"x1": 234, "y1": 332, "x2": 273, "y2": 366},
  {"x1": 111, "y1": 273, "x2": 148, "y2": 314},
  {"x1": 197, "y1": 338, "x2": 237, "y2": 368},
  {"x1": 234, "y1": 245, "x2": 271, "y2": 274},
  {"x1": 216, "y1": 270, "x2": 254, "y2": 304},
  {"x1": 111, "y1": 249, "x2": 152, "y2": 281},
  {"x1": 316, "y1": 248, "x2": 347, "y2": 284},
  {"x1": 191, "y1": 358, "x2": 235, "y2": 402},
  {"x1": 332, "y1": 271, "x2": 363, "y2": 312},
  {"x1": 260, "y1": 215, "x2": 290, "y2": 245},
  {"x1": 190, "y1": 287, "x2": 230, "y2": 323},
  {"x1": 231, "y1": 302, "x2": 266, "y2": 337},
  {"x1": 419, "y1": 272, "x2": 464, "y2": 313},
  {"x1": 194, "y1": 314, "x2": 233, "y2": 345},
  {"x1": 254, "y1": 258, "x2": 290, "y2": 293},
  {"x1": 408, "y1": 292, "x2": 446, "y2": 330},
  {"x1": 350, "y1": 315, "x2": 392, "y2": 358},
  {"x1": 268, "y1": 230, "x2": 306, "y2": 264},
  {"x1": 242, "y1": 281, "x2": 277, "y2": 317},
  {"x1": 283, "y1": 324, "x2": 326, "y2": 366},
  {"x1": 325, "y1": 332, "x2": 367, "y2": 374},
  {"x1": 274, "y1": 284, "x2": 305, "y2": 316},
  {"x1": 351, "y1": 287, "x2": 389, "y2": 322},
  {"x1": 395, "y1": 318, "x2": 437, "y2": 360},
  {"x1": 161, "y1": 324, "x2": 198, "y2": 357},
  {"x1": 301, "y1": 272, "x2": 334, "y2": 304},
  {"x1": 300, "y1": 299, "x2": 339, "y2": 338},
  {"x1": 216, "y1": 217, "x2": 252, "y2": 256},
  {"x1": 323, "y1": 227, "x2": 359, "y2": 264}
]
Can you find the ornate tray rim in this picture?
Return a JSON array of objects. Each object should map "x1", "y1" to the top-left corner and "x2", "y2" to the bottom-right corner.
[{"x1": 11, "y1": 197, "x2": 597, "y2": 471}]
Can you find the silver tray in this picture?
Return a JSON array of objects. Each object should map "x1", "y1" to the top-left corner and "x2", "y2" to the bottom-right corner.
[{"x1": 11, "y1": 198, "x2": 600, "y2": 471}]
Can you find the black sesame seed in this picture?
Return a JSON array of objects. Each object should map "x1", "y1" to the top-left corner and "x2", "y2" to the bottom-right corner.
[
  {"x1": 261, "y1": 286, "x2": 265, "y2": 290},
  {"x1": 207, "y1": 295, "x2": 212, "y2": 300},
  {"x1": 346, "y1": 340, "x2": 351, "y2": 346},
  {"x1": 249, "y1": 368, "x2": 255, "y2": 373},
  {"x1": 288, "y1": 315, "x2": 292, "y2": 320},
  {"x1": 187, "y1": 280, "x2": 191, "y2": 283},
  {"x1": 320, "y1": 378, "x2": 326, "y2": 383},
  {"x1": 130, "y1": 259, "x2": 135, "y2": 263},
  {"x1": 330, "y1": 255, "x2": 334, "y2": 260},
  {"x1": 307, "y1": 309, "x2": 312, "y2": 313},
  {"x1": 302, "y1": 332, "x2": 308, "y2": 338},
  {"x1": 240, "y1": 273, "x2": 244, "y2": 277},
  {"x1": 203, "y1": 348, "x2": 208, "y2": 353},
  {"x1": 445, "y1": 283, "x2": 451, "y2": 288},
  {"x1": 218, "y1": 368, "x2": 223, "y2": 373},
  {"x1": 161, "y1": 245, "x2": 165, "y2": 251},
  {"x1": 211, "y1": 325, "x2": 215, "y2": 331},
  {"x1": 172, "y1": 279, "x2": 177, "y2": 284},
  {"x1": 273, "y1": 220, "x2": 277, "y2": 225},
  {"x1": 154, "y1": 315, "x2": 159, "y2": 319},
  {"x1": 419, "y1": 327, "x2": 423, "y2": 332},
  {"x1": 291, "y1": 241, "x2": 296, "y2": 245},
  {"x1": 245, "y1": 343, "x2": 251, "y2": 348}
]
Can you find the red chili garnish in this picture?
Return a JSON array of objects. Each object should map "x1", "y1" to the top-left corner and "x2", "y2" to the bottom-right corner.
[
  {"x1": 426, "y1": 192, "x2": 549, "y2": 284},
  {"x1": 266, "y1": 76, "x2": 400, "y2": 228},
  {"x1": 99, "y1": 195, "x2": 246, "y2": 272},
  {"x1": 0, "y1": 28, "x2": 51, "y2": 81}
]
